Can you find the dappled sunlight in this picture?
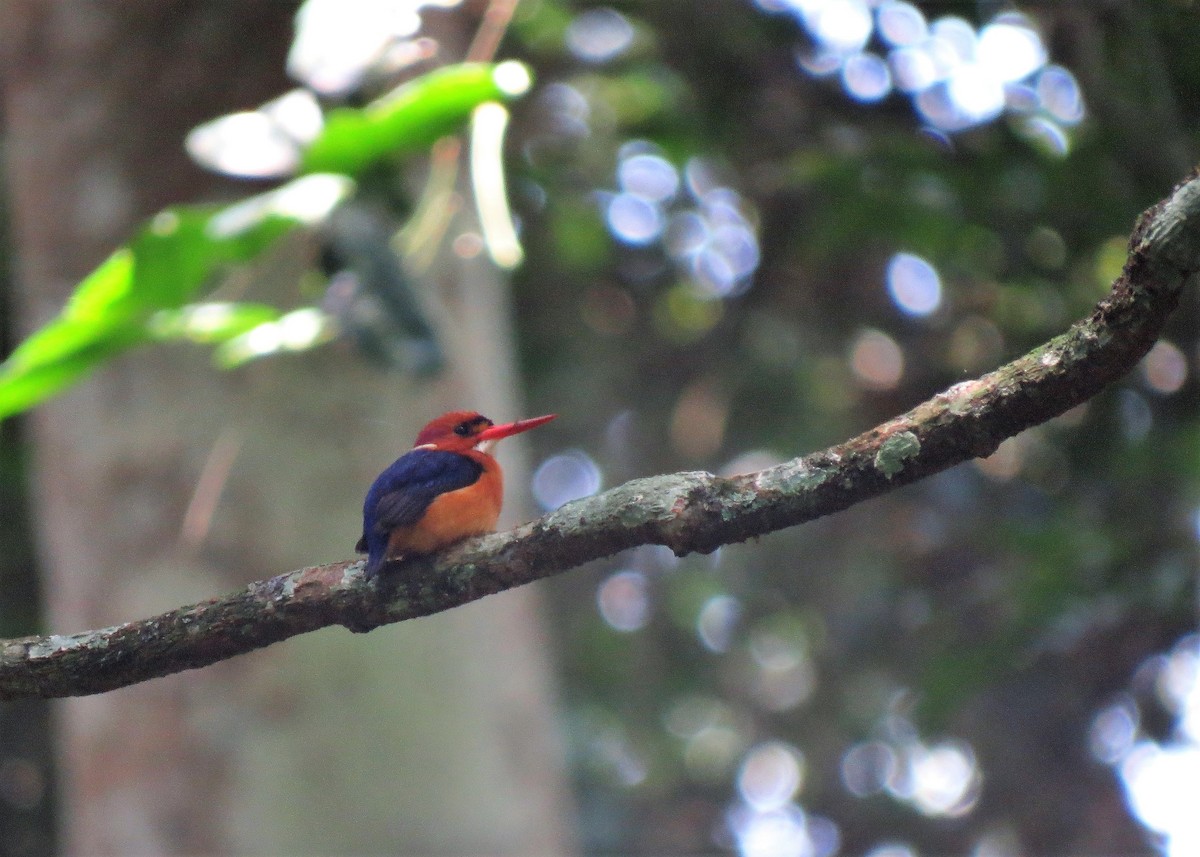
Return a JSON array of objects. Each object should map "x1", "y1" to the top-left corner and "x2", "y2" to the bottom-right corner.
[
  {"x1": 1101, "y1": 636, "x2": 1200, "y2": 857},
  {"x1": 599, "y1": 146, "x2": 761, "y2": 299},
  {"x1": 186, "y1": 90, "x2": 324, "y2": 179},
  {"x1": 757, "y1": 1, "x2": 1084, "y2": 149},
  {"x1": 288, "y1": 0, "x2": 457, "y2": 95},
  {"x1": 208, "y1": 174, "x2": 355, "y2": 238}
]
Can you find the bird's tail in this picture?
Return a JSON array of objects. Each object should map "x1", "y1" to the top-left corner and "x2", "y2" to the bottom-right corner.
[{"x1": 364, "y1": 552, "x2": 386, "y2": 581}]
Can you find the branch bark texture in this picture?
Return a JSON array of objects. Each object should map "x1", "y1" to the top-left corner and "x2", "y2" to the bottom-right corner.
[{"x1": 4, "y1": 174, "x2": 1200, "y2": 701}]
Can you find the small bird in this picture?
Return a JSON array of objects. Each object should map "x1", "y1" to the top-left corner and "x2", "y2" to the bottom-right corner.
[{"x1": 357, "y1": 410, "x2": 557, "y2": 580}]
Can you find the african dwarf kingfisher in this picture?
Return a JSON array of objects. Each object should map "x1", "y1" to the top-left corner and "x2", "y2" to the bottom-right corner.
[{"x1": 357, "y1": 410, "x2": 557, "y2": 580}]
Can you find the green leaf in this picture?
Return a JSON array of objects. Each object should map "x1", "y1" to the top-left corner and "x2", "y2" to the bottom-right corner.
[
  {"x1": 0, "y1": 176, "x2": 354, "y2": 420},
  {"x1": 0, "y1": 332, "x2": 146, "y2": 420},
  {"x1": 4, "y1": 251, "x2": 138, "y2": 375},
  {"x1": 61, "y1": 248, "x2": 138, "y2": 320},
  {"x1": 299, "y1": 62, "x2": 533, "y2": 175}
]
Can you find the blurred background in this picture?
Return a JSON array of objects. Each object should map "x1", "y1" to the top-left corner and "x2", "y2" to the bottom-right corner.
[{"x1": 1, "y1": 1, "x2": 1199, "y2": 855}]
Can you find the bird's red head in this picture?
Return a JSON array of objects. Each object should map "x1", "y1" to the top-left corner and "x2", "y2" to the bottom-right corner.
[{"x1": 413, "y1": 410, "x2": 557, "y2": 454}]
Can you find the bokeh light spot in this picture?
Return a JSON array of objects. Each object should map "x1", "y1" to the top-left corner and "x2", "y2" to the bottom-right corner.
[
  {"x1": 566, "y1": 7, "x2": 635, "y2": 64},
  {"x1": 947, "y1": 316, "x2": 1004, "y2": 373},
  {"x1": 1122, "y1": 743, "x2": 1200, "y2": 856},
  {"x1": 532, "y1": 450, "x2": 602, "y2": 511},
  {"x1": 976, "y1": 20, "x2": 1046, "y2": 83},
  {"x1": 738, "y1": 742, "x2": 805, "y2": 811},
  {"x1": 890, "y1": 46, "x2": 938, "y2": 92},
  {"x1": 849, "y1": 328, "x2": 904, "y2": 390},
  {"x1": 1090, "y1": 697, "x2": 1139, "y2": 764},
  {"x1": 1118, "y1": 389, "x2": 1153, "y2": 442},
  {"x1": 1037, "y1": 65, "x2": 1085, "y2": 124},
  {"x1": 1104, "y1": 637, "x2": 1200, "y2": 856},
  {"x1": 729, "y1": 804, "x2": 818, "y2": 857},
  {"x1": 876, "y1": 1, "x2": 927, "y2": 47},
  {"x1": 619, "y1": 152, "x2": 680, "y2": 203},
  {"x1": 697, "y1": 595, "x2": 741, "y2": 653},
  {"x1": 1018, "y1": 116, "x2": 1070, "y2": 157},
  {"x1": 1142, "y1": 340, "x2": 1188, "y2": 395},
  {"x1": 810, "y1": 0, "x2": 874, "y2": 54},
  {"x1": 929, "y1": 16, "x2": 976, "y2": 65},
  {"x1": 897, "y1": 741, "x2": 980, "y2": 817},
  {"x1": 947, "y1": 64, "x2": 1006, "y2": 124},
  {"x1": 209, "y1": 174, "x2": 354, "y2": 238},
  {"x1": 775, "y1": 3, "x2": 1082, "y2": 144},
  {"x1": 886, "y1": 252, "x2": 942, "y2": 316},
  {"x1": 655, "y1": 285, "x2": 724, "y2": 343},
  {"x1": 666, "y1": 211, "x2": 710, "y2": 258},
  {"x1": 797, "y1": 46, "x2": 845, "y2": 77},
  {"x1": 537, "y1": 82, "x2": 591, "y2": 138},
  {"x1": 842, "y1": 52, "x2": 893, "y2": 102},
  {"x1": 606, "y1": 192, "x2": 665, "y2": 245},
  {"x1": 1157, "y1": 637, "x2": 1200, "y2": 736},
  {"x1": 750, "y1": 631, "x2": 817, "y2": 712},
  {"x1": 597, "y1": 570, "x2": 650, "y2": 632},
  {"x1": 841, "y1": 741, "x2": 898, "y2": 797},
  {"x1": 288, "y1": 0, "x2": 436, "y2": 95},
  {"x1": 1025, "y1": 226, "x2": 1067, "y2": 270},
  {"x1": 186, "y1": 89, "x2": 322, "y2": 179}
]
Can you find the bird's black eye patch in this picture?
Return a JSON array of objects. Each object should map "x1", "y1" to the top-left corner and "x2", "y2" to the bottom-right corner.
[{"x1": 453, "y1": 416, "x2": 492, "y2": 437}]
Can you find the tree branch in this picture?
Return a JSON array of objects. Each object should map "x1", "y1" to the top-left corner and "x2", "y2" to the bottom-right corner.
[{"x1": 4, "y1": 174, "x2": 1200, "y2": 701}]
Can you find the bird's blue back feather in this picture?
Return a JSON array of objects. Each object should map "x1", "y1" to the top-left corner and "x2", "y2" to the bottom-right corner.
[{"x1": 361, "y1": 449, "x2": 483, "y2": 578}]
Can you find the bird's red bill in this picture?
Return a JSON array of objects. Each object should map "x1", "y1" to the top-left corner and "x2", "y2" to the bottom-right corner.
[{"x1": 477, "y1": 413, "x2": 557, "y2": 441}]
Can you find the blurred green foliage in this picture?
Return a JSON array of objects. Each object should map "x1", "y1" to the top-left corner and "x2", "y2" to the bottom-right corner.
[
  {"x1": 505, "y1": 1, "x2": 1200, "y2": 854},
  {"x1": 0, "y1": 61, "x2": 529, "y2": 420}
]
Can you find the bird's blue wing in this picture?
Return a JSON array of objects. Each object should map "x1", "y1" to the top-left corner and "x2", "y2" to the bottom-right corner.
[
  {"x1": 358, "y1": 450, "x2": 483, "y2": 577},
  {"x1": 364, "y1": 449, "x2": 483, "y2": 532}
]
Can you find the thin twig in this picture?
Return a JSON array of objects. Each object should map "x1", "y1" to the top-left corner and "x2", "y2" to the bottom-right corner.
[{"x1": 466, "y1": 0, "x2": 521, "y2": 63}]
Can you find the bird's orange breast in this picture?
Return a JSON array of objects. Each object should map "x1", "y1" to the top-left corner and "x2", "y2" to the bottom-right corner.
[{"x1": 386, "y1": 461, "x2": 503, "y2": 557}]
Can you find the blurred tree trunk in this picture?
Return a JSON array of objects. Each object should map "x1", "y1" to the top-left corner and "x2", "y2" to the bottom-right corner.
[{"x1": 0, "y1": 2, "x2": 574, "y2": 854}]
